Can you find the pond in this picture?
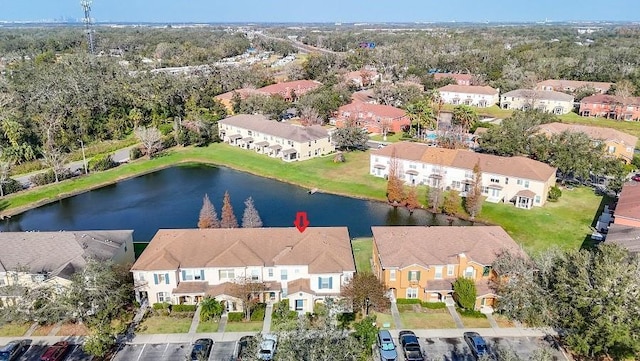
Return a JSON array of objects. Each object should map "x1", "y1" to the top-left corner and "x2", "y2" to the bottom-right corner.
[{"x1": 0, "y1": 164, "x2": 473, "y2": 242}]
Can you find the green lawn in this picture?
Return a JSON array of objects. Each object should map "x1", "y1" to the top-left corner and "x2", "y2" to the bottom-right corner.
[
  {"x1": 352, "y1": 238, "x2": 373, "y2": 273},
  {"x1": 224, "y1": 321, "x2": 263, "y2": 332},
  {"x1": 370, "y1": 132, "x2": 404, "y2": 143},
  {"x1": 458, "y1": 314, "x2": 491, "y2": 328},
  {"x1": 196, "y1": 321, "x2": 220, "y2": 333},
  {"x1": 0, "y1": 323, "x2": 29, "y2": 337},
  {"x1": 136, "y1": 316, "x2": 192, "y2": 334},
  {"x1": 399, "y1": 309, "x2": 457, "y2": 329},
  {"x1": 372, "y1": 312, "x2": 394, "y2": 329},
  {"x1": 478, "y1": 186, "x2": 604, "y2": 253}
]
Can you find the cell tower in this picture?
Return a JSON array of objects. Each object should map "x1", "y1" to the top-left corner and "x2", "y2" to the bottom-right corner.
[{"x1": 80, "y1": 0, "x2": 95, "y2": 54}]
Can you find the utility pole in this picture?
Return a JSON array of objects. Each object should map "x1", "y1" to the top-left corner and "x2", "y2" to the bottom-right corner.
[{"x1": 80, "y1": 0, "x2": 95, "y2": 54}]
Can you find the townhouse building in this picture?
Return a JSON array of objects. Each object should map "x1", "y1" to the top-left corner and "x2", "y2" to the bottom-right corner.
[
  {"x1": 535, "y1": 79, "x2": 613, "y2": 94},
  {"x1": 372, "y1": 226, "x2": 526, "y2": 309},
  {"x1": 500, "y1": 89, "x2": 574, "y2": 114},
  {"x1": 437, "y1": 84, "x2": 499, "y2": 108},
  {"x1": 579, "y1": 94, "x2": 640, "y2": 121},
  {"x1": 130, "y1": 227, "x2": 356, "y2": 314},
  {"x1": 370, "y1": 142, "x2": 557, "y2": 209},
  {"x1": 334, "y1": 102, "x2": 410, "y2": 134},
  {"x1": 0, "y1": 230, "x2": 134, "y2": 307},
  {"x1": 219, "y1": 114, "x2": 334, "y2": 162},
  {"x1": 536, "y1": 122, "x2": 637, "y2": 163},
  {"x1": 257, "y1": 80, "x2": 322, "y2": 101},
  {"x1": 433, "y1": 73, "x2": 473, "y2": 86}
]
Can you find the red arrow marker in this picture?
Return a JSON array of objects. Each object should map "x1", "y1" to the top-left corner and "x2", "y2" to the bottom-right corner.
[{"x1": 294, "y1": 211, "x2": 310, "y2": 233}]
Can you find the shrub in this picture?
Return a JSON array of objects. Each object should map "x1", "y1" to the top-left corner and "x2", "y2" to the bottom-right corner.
[
  {"x1": 89, "y1": 154, "x2": 117, "y2": 172},
  {"x1": 162, "y1": 135, "x2": 177, "y2": 149},
  {"x1": 453, "y1": 277, "x2": 477, "y2": 311},
  {"x1": 250, "y1": 303, "x2": 266, "y2": 321},
  {"x1": 152, "y1": 302, "x2": 170, "y2": 310},
  {"x1": 396, "y1": 298, "x2": 421, "y2": 305},
  {"x1": 227, "y1": 312, "x2": 244, "y2": 322},
  {"x1": 337, "y1": 312, "x2": 356, "y2": 329},
  {"x1": 421, "y1": 301, "x2": 446, "y2": 309},
  {"x1": 458, "y1": 308, "x2": 486, "y2": 318},
  {"x1": 129, "y1": 147, "x2": 143, "y2": 160},
  {"x1": 2, "y1": 178, "x2": 23, "y2": 196},
  {"x1": 548, "y1": 186, "x2": 562, "y2": 202},
  {"x1": 158, "y1": 123, "x2": 174, "y2": 136},
  {"x1": 29, "y1": 169, "x2": 73, "y2": 186},
  {"x1": 172, "y1": 304, "x2": 197, "y2": 313}
]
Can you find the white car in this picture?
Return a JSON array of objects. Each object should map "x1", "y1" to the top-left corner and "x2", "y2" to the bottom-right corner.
[{"x1": 258, "y1": 334, "x2": 277, "y2": 360}]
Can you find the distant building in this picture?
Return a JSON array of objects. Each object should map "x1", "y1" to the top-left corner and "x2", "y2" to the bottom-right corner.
[
  {"x1": 0, "y1": 231, "x2": 134, "y2": 307},
  {"x1": 370, "y1": 142, "x2": 557, "y2": 209},
  {"x1": 433, "y1": 73, "x2": 473, "y2": 86},
  {"x1": 579, "y1": 94, "x2": 640, "y2": 121},
  {"x1": 257, "y1": 80, "x2": 322, "y2": 101},
  {"x1": 214, "y1": 88, "x2": 264, "y2": 114},
  {"x1": 613, "y1": 182, "x2": 640, "y2": 228},
  {"x1": 437, "y1": 85, "x2": 499, "y2": 108},
  {"x1": 219, "y1": 114, "x2": 334, "y2": 162},
  {"x1": 334, "y1": 102, "x2": 410, "y2": 134},
  {"x1": 536, "y1": 122, "x2": 637, "y2": 163},
  {"x1": 535, "y1": 79, "x2": 613, "y2": 94},
  {"x1": 500, "y1": 89, "x2": 574, "y2": 114},
  {"x1": 372, "y1": 225, "x2": 526, "y2": 309}
]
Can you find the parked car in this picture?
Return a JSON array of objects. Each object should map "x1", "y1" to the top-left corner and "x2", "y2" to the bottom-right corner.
[
  {"x1": 0, "y1": 340, "x2": 28, "y2": 361},
  {"x1": 463, "y1": 332, "x2": 490, "y2": 359},
  {"x1": 190, "y1": 338, "x2": 213, "y2": 361},
  {"x1": 632, "y1": 174, "x2": 640, "y2": 182},
  {"x1": 398, "y1": 330, "x2": 425, "y2": 361},
  {"x1": 377, "y1": 330, "x2": 398, "y2": 361},
  {"x1": 40, "y1": 341, "x2": 71, "y2": 361},
  {"x1": 236, "y1": 335, "x2": 256, "y2": 360},
  {"x1": 258, "y1": 334, "x2": 277, "y2": 361}
]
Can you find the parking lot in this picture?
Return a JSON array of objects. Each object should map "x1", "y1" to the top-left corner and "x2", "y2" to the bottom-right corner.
[
  {"x1": 17, "y1": 342, "x2": 91, "y2": 361},
  {"x1": 386, "y1": 336, "x2": 566, "y2": 361},
  {"x1": 112, "y1": 341, "x2": 237, "y2": 361}
]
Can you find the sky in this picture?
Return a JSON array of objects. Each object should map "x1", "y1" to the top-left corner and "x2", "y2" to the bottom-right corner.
[{"x1": 1, "y1": 0, "x2": 639, "y2": 23}]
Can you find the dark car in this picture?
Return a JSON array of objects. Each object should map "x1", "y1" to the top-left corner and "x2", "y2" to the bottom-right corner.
[
  {"x1": 398, "y1": 331, "x2": 424, "y2": 361},
  {"x1": 190, "y1": 338, "x2": 213, "y2": 361},
  {"x1": 0, "y1": 340, "x2": 28, "y2": 361},
  {"x1": 236, "y1": 335, "x2": 256, "y2": 360},
  {"x1": 464, "y1": 332, "x2": 490, "y2": 359},
  {"x1": 632, "y1": 174, "x2": 640, "y2": 182},
  {"x1": 40, "y1": 341, "x2": 71, "y2": 361}
]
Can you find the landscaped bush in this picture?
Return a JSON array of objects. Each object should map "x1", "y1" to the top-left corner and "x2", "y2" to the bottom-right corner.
[
  {"x1": 89, "y1": 154, "x2": 118, "y2": 172},
  {"x1": 548, "y1": 186, "x2": 562, "y2": 202},
  {"x1": 29, "y1": 169, "x2": 74, "y2": 186},
  {"x1": 162, "y1": 135, "x2": 177, "y2": 149},
  {"x1": 458, "y1": 308, "x2": 486, "y2": 318},
  {"x1": 250, "y1": 303, "x2": 266, "y2": 321},
  {"x1": 2, "y1": 178, "x2": 23, "y2": 196},
  {"x1": 227, "y1": 312, "x2": 244, "y2": 322},
  {"x1": 129, "y1": 147, "x2": 143, "y2": 160},
  {"x1": 396, "y1": 298, "x2": 421, "y2": 305},
  {"x1": 172, "y1": 304, "x2": 197, "y2": 312},
  {"x1": 158, "y1": 123, "x2": 174, "y2": 136},
  {"x1": 152, "y1": 302, "x2": 170, "y2": 310},
  {"x1": 421, "y1": 301, "x2": 446, "y2": 309},
  {"x1": 272, "y1": 299, "x2": 298, "y2": 321}
]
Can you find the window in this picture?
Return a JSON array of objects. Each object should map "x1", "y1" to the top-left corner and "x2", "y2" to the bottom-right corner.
[
  {"x1": 482, "y1": 186, "x2": 489, "y2": 194},
  {"x1": 182, "y1": 269, "x2": 204, "y2": 281},
  {"x1": 154, "y1": 273, "x2": 170, "y2": 285},
  {"x1": 409, "y1": 164, "x2": 417, "y2": 169},
  {"x1": 524, "y1": 180, "x2": 530, "y2": 188},
  {"x1": 389, "y1": 270, "x2": 396, "y2": 281},
  {"x1": 247, "y1": 130, "x2": 252, "y2": 136},
  {"x1": 434, "y1": 266, "x2": 443, "y2": 279},
  {"x1": 505, "y1": 178, "x2": 509, "y2": 185},
  {"x1": 318, "y1": 277, "x2": 333, "y2": 289},
  {"x1": 535, "y1": 196, "x2": 541, "y2": 204},
  {"x1": 452, "y1": 181, "x2": 461, "y2": 190},
  {"x1": 517, "y1": 179, "x2": 523, "y2": 185},
  {"x1": 490, "y1": 177, "x2": 499, "y2": 184},
  {"x1": 219, "y1": 269, "x2": 235, "y2": 280},
  {"x1": 281, "y1": 269, "x2": 288, "y2": 281},
  {"x1": 408, "y1": 271, "x2": 420, "y2": 281},
  {"x1": 464, "y1": 266, "x2": 475, "y2": 279},
  {"x1": 157, "y1": 292, "x2": 170, "y2": 303},
  {"x1": 465, "y1": 171, "x2": 473, "y2": 178},
  {"x1": 295, "y1": 299, "x2": 304, "y2": 311},
  {"x1": 447, "y1": 265, "x2": 455, "y2": 276},
  {"x1": 268, "y1": 268, "x2": 274, "y2": 277},
  {"x1": 251, "y1": 269, "x2": 260, "y2": 281},
  {"x1": 138, "y1": 273, "x2": 145, "y2": 282},
  {"x1": 406, "y1": 288, "x2": 418, "y2": 299},
  {"x1": 483, "y1": 266, "x2": 492, "y2": 277}
]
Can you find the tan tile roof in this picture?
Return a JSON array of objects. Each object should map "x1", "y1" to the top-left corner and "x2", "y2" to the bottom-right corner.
[
  {"x1": 131, "y1": 227, "x2": 355, "y2": 274},
  {"x1": 536, "y1": 79, "x2": 613, "y2": 92},
  {"x1": 207, "y1": 282, "x2": 234, "y2": 297},
  {"x1": 372, "y1": 226, "x2": 526, "y2": 269},
  {"x1": 502, "y1": 89, "x2": 574, "y2": 102},
  {"x1": 581, "y1": 94, "x2": 640, "y2": 106},
  {"x1": 614, "y1": 182, "x2": 640, "y2": 222},
  {"x1": 219, "y1": 114, "x2": 329, "y2": 143},
  {"x1": 438, "y1": 84, "x2": 498, "y2": 96},
  {"x1": 338, "y1": 102, "x2": 406, "y2": 119},
  {"x1": 372, "y1": 142, "x2": 557, "y2": 182},
  {"x1": 537, "y1": 122, "x2": 637, "y2": 148},
  {"x1": 287, "y1": 278, "x2": 315, "y2": 295},
  {"x1": 425, "y1": 279, "x2": 453, "y2": 291},
  {"x1": 173, "y1": 282, "x2": 209, "y2": 295}
]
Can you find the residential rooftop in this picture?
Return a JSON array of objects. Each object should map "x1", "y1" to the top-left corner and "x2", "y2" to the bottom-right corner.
[
  {"x1": 438, "y1": 84, "x2": 498, "y2": 95},
  {"x1": 536, "y1": 122, "x2": 637, "y2": 147},
  {"x1": 219, "y1": 114, "x2": 330, "y2": 143},
  {"x1": 502, "y1": 89, "x2": 574, "y2": 102},
  {"x1": 614, "y1": 182, "x2": 640, "y2": 223}
]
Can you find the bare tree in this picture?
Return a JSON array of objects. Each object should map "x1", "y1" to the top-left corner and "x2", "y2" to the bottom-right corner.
[
  {"x1": 134, "y1": 126, "x2": 163, "y2": 158},
  {"x1": 230, "y1": 277, "x2": 266, "y2": 321},
  {"x1": 299, "y1": 106, "x2": 323, "y2": 126},
  {"x1": 41, "y1": 146, "x2": 67, "y2": 183},
  {"x1": 241, "y1": 197, "x2": 263, "y2": 228}
]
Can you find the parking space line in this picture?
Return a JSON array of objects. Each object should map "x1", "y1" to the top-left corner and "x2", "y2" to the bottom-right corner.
[
  {"x1": 135, "y1": 343, "x2": 146, "y2": 361},
  {"x1": 162, "y1": 343, "x2": 170, "y2": 356}
]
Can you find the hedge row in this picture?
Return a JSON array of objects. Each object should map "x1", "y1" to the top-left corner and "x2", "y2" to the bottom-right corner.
[
  {"x1": 395, "y1": 299, "x2": 446, "y2": 309},
  {"x1": 227, "y1": 312, "x2": 244, "y2": 322}
]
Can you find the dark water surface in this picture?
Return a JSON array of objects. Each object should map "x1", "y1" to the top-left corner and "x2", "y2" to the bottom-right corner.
[{"x1": 1, "y1": 164, "x2": 472, "y2": 242}]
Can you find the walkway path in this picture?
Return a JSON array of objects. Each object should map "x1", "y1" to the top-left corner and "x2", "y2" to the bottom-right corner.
[
  {"x1": 262, "y1": 303, "x2": 273, "y2": 333},
  {"x1": 23, "y1": 322, "x2": 38, "y2": 337},
  {"x1": 390, "y1": 301, "x2": 404, "y2": 329},
  {"x1": 188, "y1": 304, "x2": 202, "y2": 334},
  {"x1": 48, "y1": 321, "x2": 63, "y2": 336},
  {"x1": 485, "y1": 313, "x2": 500, "y2": 329},
  {"x1": 446, "y1": 305, "x2": 465, "y2": 329},
  {"x1": 217, "y1": 314, "x2": 228, "y2": 333}
]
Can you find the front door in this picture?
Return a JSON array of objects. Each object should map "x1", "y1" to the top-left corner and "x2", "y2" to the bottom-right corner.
[{"x1": 295, "y1": 299, "x2": 304, "y2": 311}]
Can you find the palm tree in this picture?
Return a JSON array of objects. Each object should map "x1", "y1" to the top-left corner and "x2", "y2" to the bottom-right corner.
[
  {"x1": 452, "y1": 105, "x2": 479, "y2": 133},
  {"x1": 405, "y1": 98, "x2": 436, "y2": 138}
]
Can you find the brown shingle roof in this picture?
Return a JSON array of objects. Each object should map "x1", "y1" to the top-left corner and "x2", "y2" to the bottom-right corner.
[
  {"x1": 258, "y1": 80, "x2": 322, "y2": 96},
  {"x1": 287, "y1": 278, "x2": 315, "y2": 295},
  {"x1": 219, "y1": 114, "x2": 329, "y2": 143},
  {"x1": 536, "y1": 79, "x2": 613, "y2": 92},
  {"x1": 502, "y1": 89, "x2": 574, "y2": 102},
  {"x1": 438, "y1": 84, "x2": 498, "y2": 96},
  {"x1": 132, "y1": 227, "x2": 355, "y2": 274},
  {"x1": 604, "y1": 224, "x2": 640, "y2": 253},
  {"x1": 581, "y1": 94, "x2": 640, "y2": 106},
  {"x1": 536, "y1": 122, "x2": 637, "y2": 148},
  {"x1": 614, "y1": 182, "x2": 640, "y2": 222},
  {"x1": 214, "y1": 88, "x2": 264, "y2": 101},
  {"x1": 338, "y1": 102, "x2": 406, "y2": 119},
  {"x1": 173, "y1": 282, "x2": 209, "y2": 295},
  {"x1": 372, "y1": 142, "x2": 556, "y2": 182},
  {"x1": 373, "y1": 226, "x2": 525, "y2": 269},
  {"x1": 433, "y1": 73, "x2": 473, "y2": 82}
]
